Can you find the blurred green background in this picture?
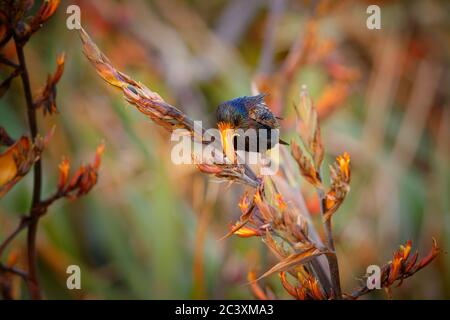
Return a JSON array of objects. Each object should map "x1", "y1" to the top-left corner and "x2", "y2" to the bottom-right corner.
[{"x1": 0, "y1": 0, "x2": 449, "y2": 299}]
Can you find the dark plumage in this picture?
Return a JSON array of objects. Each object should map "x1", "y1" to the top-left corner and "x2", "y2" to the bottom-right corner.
[{"x1": 216, "y1": 94, "x2": 287, "y2": 156}]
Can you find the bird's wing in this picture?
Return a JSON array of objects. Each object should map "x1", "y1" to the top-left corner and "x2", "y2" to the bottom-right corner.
[
  {"x1": 241, "y1": 94, "x2": 280, "y2": 129},
  {"x1": 247, "y1": 103, "x2": 280, "y2": 129}
]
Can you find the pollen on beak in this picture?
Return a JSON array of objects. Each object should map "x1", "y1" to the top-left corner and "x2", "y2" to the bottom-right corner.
[{"x1": 218, "y1": 122, "x2": 237, "y2": 163}]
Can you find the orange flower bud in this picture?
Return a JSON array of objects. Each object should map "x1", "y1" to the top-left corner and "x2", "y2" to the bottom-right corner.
[
  {"x1": 57, "y1": 157, "x2": 70, "y2": 190},
  {"x1": 233, "y1": 226, "x2": 261, "y2": 238}
]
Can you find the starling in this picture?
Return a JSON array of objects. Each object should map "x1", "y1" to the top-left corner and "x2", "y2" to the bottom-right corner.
[{"x1": 216, "y1": 94, "x2": 287, "y2": 162}]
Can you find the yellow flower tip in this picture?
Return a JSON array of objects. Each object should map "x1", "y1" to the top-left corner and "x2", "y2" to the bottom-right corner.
[
  {"x1": 254, "y1": 190, "x2": 262, "y2": 204},
  {"x1": 56, "y1": 53, "x2": 66, "y2": 66},
  {"x1": 234, "y1": 226, "x2": 260, "y2": 238},
  {"x1": 93, "y1": 143, "x2": 106, "y2": 169},
  {"x1": 275, "y1": 193, "x2": 287, "y2": 211},
  {"x1": 58, "y1": 157, "x2": 70, "y2": 175},
  {"x1": 400, "y1": 240, "x2": 412, "y2": 260},
  {"x1": 337, "y1": 152, "x2": 351, "y2": 178},
  {"x1": 57, "y1": 157, "x2": 70, "y2": 189},
  {"x1": 39, "y1": 0, "x2": 61, "y2": 22},
  {"x1": 238, "y1": 195, "x2": 250, "y2": 213}
]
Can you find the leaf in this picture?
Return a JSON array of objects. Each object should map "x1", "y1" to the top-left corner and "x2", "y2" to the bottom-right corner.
[{"x1": 254, "y1": 247, "x2": 325, "y2": 282}]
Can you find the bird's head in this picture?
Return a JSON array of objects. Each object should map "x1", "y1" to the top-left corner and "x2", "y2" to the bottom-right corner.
[{"x1": 216, "y1": 98, "x2": 248, "y2": 163}]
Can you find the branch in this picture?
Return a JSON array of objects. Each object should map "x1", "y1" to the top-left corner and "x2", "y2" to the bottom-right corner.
[
  {"x1": 345, "y1": 239, "x2": 439, "y2": 300},
  {"x1": 0, "y1": 262, "x2": 29, "y2": 281},
  {"x1": 0, "y1": 54, "x2": 18, "y2": 68},
  {"x1": 0, "y1": 216, "x2": 31, "y2": 259},
  {"x1": 0, "y1": 67, "x2": 21, "y2": 97},
  {"x1": 0, "y1": 30, "x2": 12, "y2": 48},
  {"x1": 13, "y1": 33, "x2": 43, "y2": 300}
]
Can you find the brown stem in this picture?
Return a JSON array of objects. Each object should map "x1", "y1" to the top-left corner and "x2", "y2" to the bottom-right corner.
[
  {"x1": 14, "y1": 34, "x2": 43, "y2": 300},
  {"x1": 0, "y1": 217, "x2": 31, "y2": 258},
  {"x1": 0, "y1": 54, "x2": 19, "y2": 68},
  {"x1": 0, "y1": 263, "x2": 29, "y2": 280},
  {"x1": 345, "y1": 286, "x2": 371, "y2": 300},
  {"x1": 317, "y1": 188, "x2": 342, "y2": 299},
  {"x1": 309, "y1": 256, "x2": 332, "y2": 297},
  {"x1": 0, "y1": 30, "x2": 12, "y2": 48}
]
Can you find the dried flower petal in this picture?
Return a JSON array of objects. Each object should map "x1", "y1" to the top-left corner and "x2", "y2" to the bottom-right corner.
[
  {"x1": 0, "y1": 130, "x2": 52, "y2": 198},
  {"x1": 291, "y1": 140, "x2": 322, "y2": 188},
  {"x1": 349, "y1": 239, "x2": 440, "y2": 299},
  {"x1": 238, "y1": 192, "x2": 251, "y2": 214},
  {"x1": 253, "y1": 188, "x2": 273, "y2": 222},
  {"x1": 323, "y1": 152, "x2": 351, "y2": 221},
  {"x1": 29, "y1": 0, "x2": 61, "y2": 32},
  {"x1": 275, "y1": 193, "x2": 287, "y2": 211},
  {"x1": 34, "y1": 53, "x2": 65, "y2": 115},
  {"x1": 294, "y1": 85, "x2": 323, "y2": 169},
  {"x1": 60, "y1": 143, "x2": 105, "y2": 199}
]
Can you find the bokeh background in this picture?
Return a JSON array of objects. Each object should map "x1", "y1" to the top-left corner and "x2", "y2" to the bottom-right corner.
[{"x1": 0, "y1": 0, "x2": 449, "y2": 299}]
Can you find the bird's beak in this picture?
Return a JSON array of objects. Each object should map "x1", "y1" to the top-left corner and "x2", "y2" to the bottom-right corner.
[{"x1": 218, "y1": 123, "x2": 236, "y2": 163}]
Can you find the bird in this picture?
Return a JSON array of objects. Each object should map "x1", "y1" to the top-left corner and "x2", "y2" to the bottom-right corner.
[{"x1": 216, "y1": 94, "x2": 288, "y2": 162}]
